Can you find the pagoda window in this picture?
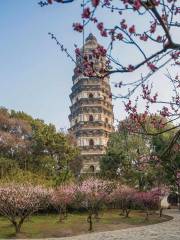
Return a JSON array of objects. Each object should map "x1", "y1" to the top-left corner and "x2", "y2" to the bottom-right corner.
[
  {"x1": 89, "y1": 165, "x2": 95, "y2": 173},
  {"x1": 105, "y1": 118, "x2": 109, "y2": 124},
  {"x1": 89, "y1": 115, "x2": 94, "y2": 122},
  {"x1": 89, "y1": 93, "x2": 94, "y2": 98},
  {"x1": 89, "y1": 139, "x2": 94, "y2": 147}
]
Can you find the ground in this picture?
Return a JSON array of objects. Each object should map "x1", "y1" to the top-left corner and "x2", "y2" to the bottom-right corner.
[
  {"x1": 0, "y1": 210, "x2": 171, "y2": 239},
  {"x1": 58, "y1": 209, "x2": 180, "y2": 240}
]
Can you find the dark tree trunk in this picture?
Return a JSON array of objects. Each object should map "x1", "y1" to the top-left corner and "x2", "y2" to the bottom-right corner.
[
  {"x1": 65, "y1": 207, "x2": 68, "y2": 218},
  {"x1": 145, "y1": 209, "x2": 149, "y2": 221},
  {"x1": 125, "y1": 209, "x2": 130, "y2": 218},
  {"x1": 159, "y1": 208, "x2": 163, "y2": 217},
  {"x1": 87, "y1": 213, "x2": 93, "y2": 231},
  {"x1": 59, "y1": 208, "x2": 65, "y2": 222},
  {"x1": 15, "y1": 224, "x2": 21, "y2": 234},
  {"x1": 12, "y1": 219, "x2": 24, "y2": 234}
]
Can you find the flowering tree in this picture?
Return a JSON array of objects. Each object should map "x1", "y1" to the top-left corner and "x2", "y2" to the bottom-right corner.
[
  {"x1": 0, "y1": 184, "x2": 50, "y2": 234},
  {"x1": 39, "y1": 0, "x2": 179, "y2": 139},
  {"x1": 134, "y1": 189, "x2": 161, "y2": 220},
  {"x1": 37, "y1": 0, "x2": 180, "y2": 202},
  {"x1": 150, "y1": 186, "x2": 170, "y2": 216},
  {"x1": 78, "y1": 178, "x2": 112, "y2": 231},
  {"x1": 51, "y1": 183, "x2": 76, "y2": 221},
  {"x1": 109, "y1": 184, "x2": 136, "y2": 217}
]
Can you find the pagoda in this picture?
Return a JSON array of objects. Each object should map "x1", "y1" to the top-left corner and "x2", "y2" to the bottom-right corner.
[{"x1": 69, "y1": 33, "x2": 114, "y2": 173}]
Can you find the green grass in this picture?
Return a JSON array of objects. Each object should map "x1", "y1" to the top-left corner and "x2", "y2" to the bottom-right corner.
[{"x1": 0, "y1": 210, "x2": 172, "y2": 239}]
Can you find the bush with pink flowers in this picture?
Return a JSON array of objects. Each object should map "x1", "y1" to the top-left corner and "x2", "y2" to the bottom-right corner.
[
  {"x1": 134, "y1": 189, "x2": 163, "y2": 220},
  {"x1": 0, "y1": 183, "x2": 50, "y2": 234},
  {"x1": 77, "y1": 178, "x2": 113, "y2": 231},
  {"x1": 0, "y1": 178, "x2": 170, "y2": 234},
  {"x1": 109, "y1": 184, "x2": 136, "y2": 218},
  {"x1": 51, "y1": 183, "x2": 76, "y2": 221}
]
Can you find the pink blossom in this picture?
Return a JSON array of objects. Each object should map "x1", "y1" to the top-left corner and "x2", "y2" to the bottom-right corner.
[
  {"x1": 73, "y1": 23, "x2": 83, "y2": 32},
  {"x1": 51, "y1": 184, "x2": 76, "y2": 207},
  {"x1": 147, "y1": 62, "x2": 157, "y2": 72},
  {"x1": 129, "y1": 25, "x2": 135, "y2": 34},
  {"x1": 133, "y1": 0, "x2": 141, "y2": 10},
  {"x1": 82, "y1": 7, "x2": 91, "y2": 19},
  {"x1": 91, "y1": 0, "x2": 100, "y2": 7},
  {"x1": 97, "y1": 22, "x2": 104, "y2": 31},
  {"x1": 0, "y1": 183, "x2": 50, "y2": 233}
]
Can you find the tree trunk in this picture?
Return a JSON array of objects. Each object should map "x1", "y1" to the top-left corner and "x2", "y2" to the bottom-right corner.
[
  {"x1": 1, "y1": 167, "x2": 3, "y2": 178},
  {"x1": 139, "y1": 176, "x2": 144, "y2": 191},
  {"x1": 59, "y1": 208, "x2": 65, "y2": 222},
  {"x1": 15, "y1": 224, "x2": 21, "y2": 234},
  {"x1": 12, "y1": 219, "x2": 24, "y2": 234},
  {"x1": 145, "y1": 209, "x2": 149, "y2": 221},
  {"x1": 65, "y1": 207, "x2": 68, "y2": 218},
  {"x1": 87, "y1": 213, "x2": 93, "y2": 231},
  {"x1": 125, "y1": 209, "x2": 130, "y2": 218},
  {"x1": 159, "y1": 208, "x2": 163, "y2": 217},
  {"x1": 119, "y1": 208, "x2": 125, "y2": 216}
]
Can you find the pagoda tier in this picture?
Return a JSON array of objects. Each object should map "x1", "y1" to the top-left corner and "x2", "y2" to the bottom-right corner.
[
  {"x1": 69, "y1": 107, "x2": 113, "y2": 119},
  {"x1": 68, "y1": 33, "x2": 114, "y2": 173},
  {"x1": 71, "y1": 77, "x2": 111, "y2": 94}
]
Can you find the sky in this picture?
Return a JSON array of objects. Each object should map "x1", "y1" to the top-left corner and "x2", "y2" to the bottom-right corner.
[{"x1": 0, "y1": 1, "x2": 179, "y2": 130}]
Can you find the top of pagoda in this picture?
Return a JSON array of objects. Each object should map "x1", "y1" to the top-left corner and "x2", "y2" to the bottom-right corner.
[
  {"x1": 81, "y1": 33, "x2": 98, "y2": 52},
  {"x1": 85, "y1": 33, "x2": 97, "y2": 42}
]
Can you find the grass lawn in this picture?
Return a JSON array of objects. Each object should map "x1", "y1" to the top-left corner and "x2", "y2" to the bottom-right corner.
[{"x1": 0, "y1": 210, "x2": 172, "y2": 239}]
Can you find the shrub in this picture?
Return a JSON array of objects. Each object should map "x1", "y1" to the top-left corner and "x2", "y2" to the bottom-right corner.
[{"x1": 0, "y1": 183, "x2": 50, "y2": 234}]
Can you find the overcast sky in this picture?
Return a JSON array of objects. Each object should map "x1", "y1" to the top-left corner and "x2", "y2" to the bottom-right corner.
[{"x1": 0, "y1": 1, "x2": 179, "y2": 130}]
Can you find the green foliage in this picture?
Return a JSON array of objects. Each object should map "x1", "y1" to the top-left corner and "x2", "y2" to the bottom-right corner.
[
  {"x1": 100, "y1": 133, "x2": 126, "y2": 178},
  {"x1": 29, "y1": 155, "x2": 57, "y2": 176},
  {"x1": 0, "y1": 157, "x2": 18, "y2": 178},
  {"x1": 102, "y1": 117, "x2": 180, "y2": 190},
  {"x1": 10, "y1": 110, "x2": 33, "y2": 122},
  {"x1": 152, "y1": 131, "x2": 174, "y2": 155},
  {"x1": 100, "y1": 131, "x2": 159, "y2": 189},
  {"x1": 0, "y1": 169, "x2": 54, "y2": 187},
  {"x1": 0, "y1": 107, "x2": 80, "y2": 184},
  {"x1": 101, "y1": 132, "x2": 149, "y2": 185},
  {"x1": 152, "y1": 131, "x2": 180, "y2": 189}
]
